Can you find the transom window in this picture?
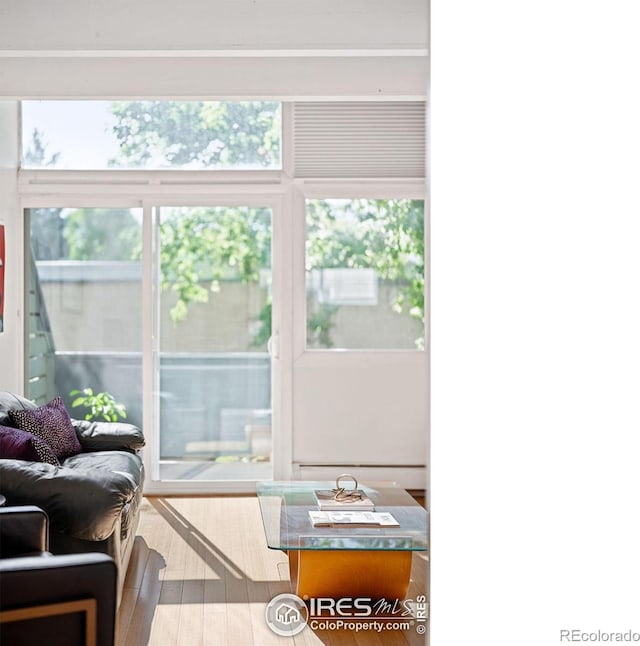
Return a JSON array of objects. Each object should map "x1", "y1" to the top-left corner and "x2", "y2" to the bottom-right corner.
[{"x1": 21, "y1": 100, "x2": 282, "y2": 170}]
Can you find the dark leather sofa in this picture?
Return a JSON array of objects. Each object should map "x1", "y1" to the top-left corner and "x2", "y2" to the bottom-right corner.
[
  {"x1": 0, "y1": 505, "x2": 117, "y2": 646},
  {"x1": 0, "y1": 392, "x2": 145, "y2": 601}
]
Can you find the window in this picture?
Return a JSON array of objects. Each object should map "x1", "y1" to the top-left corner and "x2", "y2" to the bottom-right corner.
[
  {"x1": 157, "y1": 206, "x2": 273, "y2": 478},
  {"x1": 21, "y1": 101, "x2": 282, "y2": 170},
  {"x1": 306, "y1": 198, "x2": 425, "y2": 350}
]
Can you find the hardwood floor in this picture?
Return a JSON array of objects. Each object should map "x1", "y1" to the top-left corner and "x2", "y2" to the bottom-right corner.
[{"x1": 117, "y1": 496, "x2": 429, "y2": 646}]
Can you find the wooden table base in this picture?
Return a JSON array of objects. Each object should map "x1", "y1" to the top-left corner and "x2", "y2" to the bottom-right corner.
[{"x1": 288, "y1": 550, "x2": 412, "y2": 600}]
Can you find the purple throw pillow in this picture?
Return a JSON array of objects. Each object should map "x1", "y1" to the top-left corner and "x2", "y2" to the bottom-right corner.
[
  {"x1": 8, "y1": 396, "x2": 81, "y2": 460},
  {"x1": 0, "y1": 424, "x2": 60, "y2": 466}
]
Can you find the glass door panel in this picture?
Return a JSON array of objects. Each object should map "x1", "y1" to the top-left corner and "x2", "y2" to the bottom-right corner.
[
  {"x1": 156, "y1": 206, "x2": 273, "y2": 481},
  {"x1": 26, "y1": 207, "x2": 143, "y2": 422}
]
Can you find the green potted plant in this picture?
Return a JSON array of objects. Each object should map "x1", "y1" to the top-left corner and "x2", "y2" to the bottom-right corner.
[{"x1": 69, "y1": 388, "x2": 127, "y2": 422}]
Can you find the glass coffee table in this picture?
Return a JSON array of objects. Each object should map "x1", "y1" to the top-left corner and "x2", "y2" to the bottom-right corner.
[{"x1": 256, "y1": 481, "x2": 428, "y2": 599}]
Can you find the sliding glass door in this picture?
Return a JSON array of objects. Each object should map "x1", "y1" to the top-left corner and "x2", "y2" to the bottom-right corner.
[{"x1": 154, "y1": 205, "x2": 274, "y2": 483}]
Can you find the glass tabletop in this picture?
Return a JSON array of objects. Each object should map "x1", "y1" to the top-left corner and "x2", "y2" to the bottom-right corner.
[{"x1": 256, "y1": 481, "x2": 428, "y2": 551}]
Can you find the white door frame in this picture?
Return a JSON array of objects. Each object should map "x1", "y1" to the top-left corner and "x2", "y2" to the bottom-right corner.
[
  {"x1": 140, "y1": 193, "x2": 293, "y2": 495},
  {"x1": 21, "y1": 188, "x2": 293, "y2": 494}
]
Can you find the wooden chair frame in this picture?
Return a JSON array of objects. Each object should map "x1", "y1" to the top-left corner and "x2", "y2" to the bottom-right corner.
[{"x1": 0, "y1": 598, "x2": 97, "y2": 646}]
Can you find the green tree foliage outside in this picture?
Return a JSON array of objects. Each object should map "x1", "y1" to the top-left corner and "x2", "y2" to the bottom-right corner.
[
  {"x1": 64, "y1": 209, "x2": 141, "y2": 261},
  {"x1": 24, "y1": 128, "x2": 60, "y2": 168},
  {"x1": 25, "y1": 129, "x2": 67, "y2": 260},
  {"x1": 108, "y1": 101, "x2": 281, "y2": 169},
  {"x1": 306, "y1": 199, "x2": 425, "y2": 348},
  {"x1": 159, "y1": 206, "x2": 271, "y2": 327}
]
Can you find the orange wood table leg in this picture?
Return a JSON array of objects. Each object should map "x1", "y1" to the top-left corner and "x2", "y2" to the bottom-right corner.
[{"x1": 288, "y1": 550, "x2": 412, "y2": 600}]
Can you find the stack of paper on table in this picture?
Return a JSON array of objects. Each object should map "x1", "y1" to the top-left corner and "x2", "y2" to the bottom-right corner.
[{"x1": 308, "y1": 510, "x2": 400, "y2": 527}]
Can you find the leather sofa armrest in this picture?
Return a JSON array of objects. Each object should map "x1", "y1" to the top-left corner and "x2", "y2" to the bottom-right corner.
[
  {"x1": 0, "y1": 553, "x2": 117, "y2": 646},
  {"x1": 0, "y1": 506, "x2": 49, "y2": 557},
  {"x1": 72, "y1": 419, "x2": 145, "y2": 452}
]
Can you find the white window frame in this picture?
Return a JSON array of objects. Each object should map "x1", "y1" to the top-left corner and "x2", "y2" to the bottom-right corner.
[{"x1": 292, "y1": 180, "x2": 427, "y2": 364}]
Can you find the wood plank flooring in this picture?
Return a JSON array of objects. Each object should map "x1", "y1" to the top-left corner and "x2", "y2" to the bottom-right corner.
[{"x1": 117, "y1": 497, "x2": 429, "y2": 646}]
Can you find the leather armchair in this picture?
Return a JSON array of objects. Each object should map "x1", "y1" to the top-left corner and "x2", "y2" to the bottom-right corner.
[{"x1": 0, "y1": 506, "x2": 117, "y2": 646}]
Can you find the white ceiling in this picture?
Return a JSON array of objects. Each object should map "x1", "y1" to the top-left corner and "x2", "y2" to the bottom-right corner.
[{"x1": 0, "y1": 0, "x2": 428, "y2": 54}]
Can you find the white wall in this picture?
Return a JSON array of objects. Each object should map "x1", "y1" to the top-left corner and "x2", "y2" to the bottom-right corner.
[
  {"x1": 0, "y1": 0, "x2": 427, "y2": 100},
  {"x1": 0, "y1": 102, "x2": 23, "y2": 393},
  {"x1": 0, "y1": 57, "x2": 426, "y2": 101}
]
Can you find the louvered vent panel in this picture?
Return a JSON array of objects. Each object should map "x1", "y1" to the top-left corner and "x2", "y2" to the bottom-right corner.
[{"x1": 293, "y1": 102, "x2": 426, "y2": 179}]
